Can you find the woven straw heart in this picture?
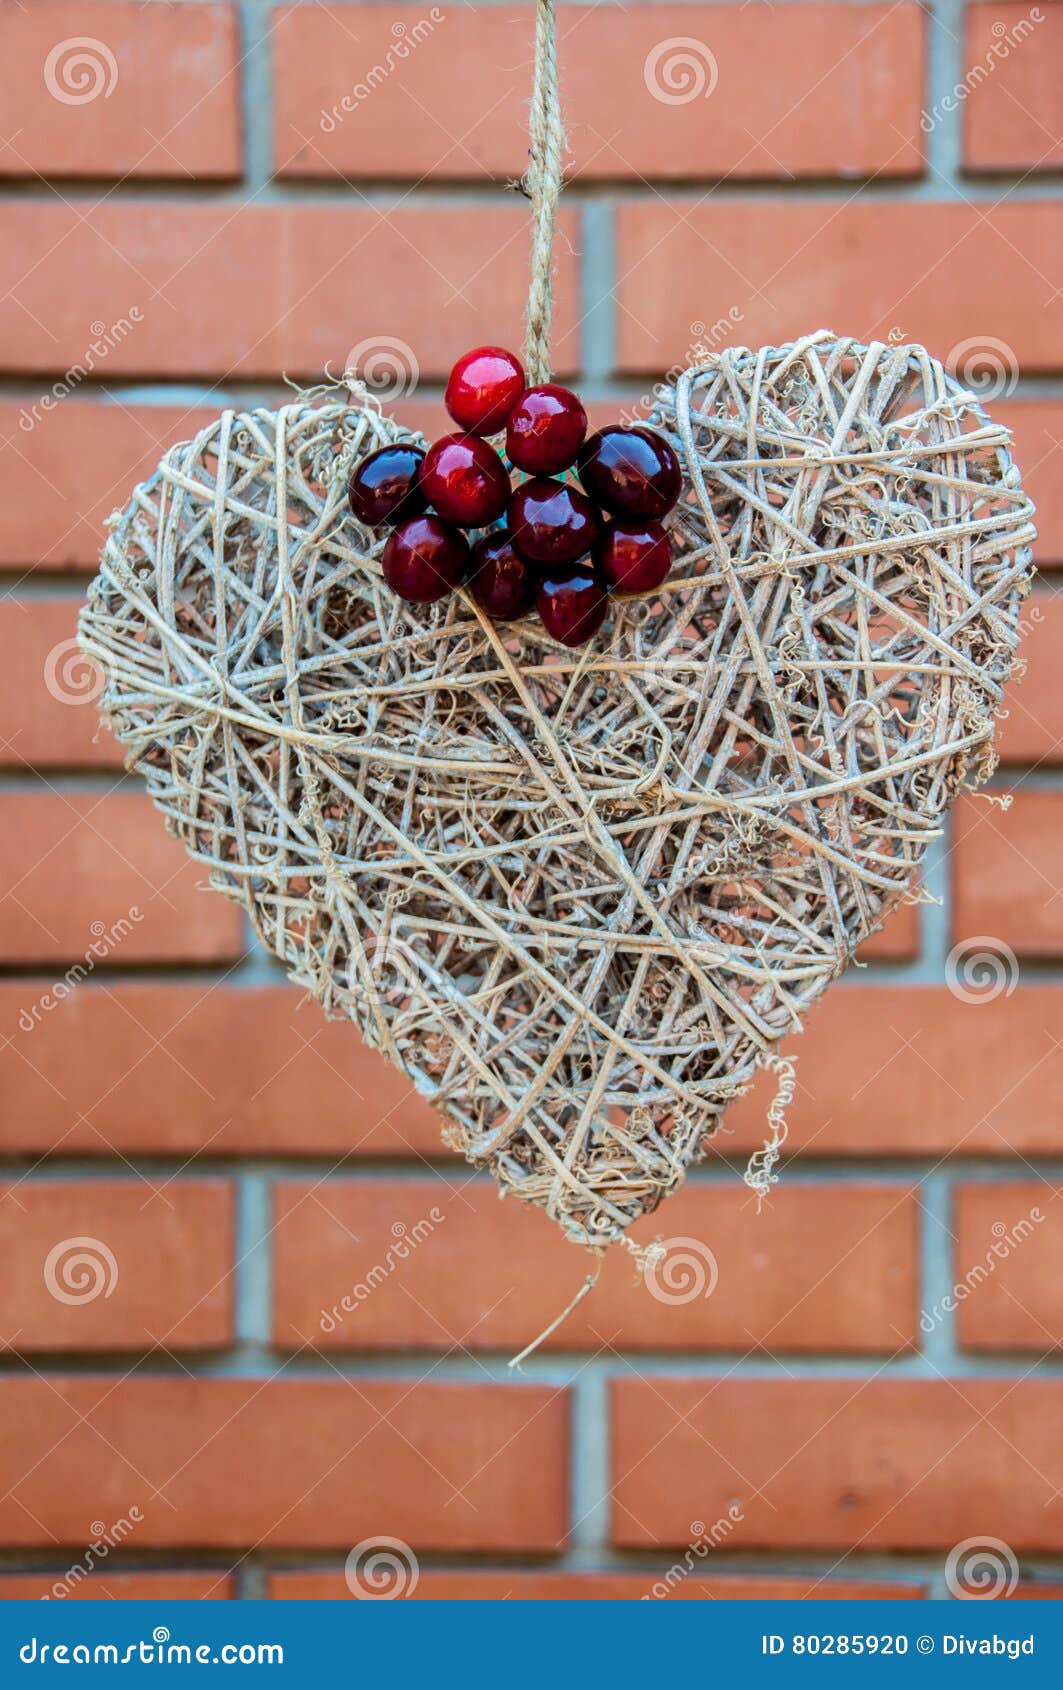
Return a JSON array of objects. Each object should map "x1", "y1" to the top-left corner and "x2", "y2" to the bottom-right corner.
[{"x1": 81, "y1": 332, "x2": 1035, "y2": 1251}]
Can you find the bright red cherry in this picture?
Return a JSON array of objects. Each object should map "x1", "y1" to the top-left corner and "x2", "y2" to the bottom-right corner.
[
  {"x1": 382, "y1": 515, "x2": 469, "y2": 603},
  {"x1": 508, "y1": 477, "x2": 601, "y2": 568},
  {"x1": 445, "y1": 346, "x2": 525, "y2": 435},
  {"x1": 594, "y1": 518, "x2": 672, "y2": 594},
  {"x1": 506, "y1": 384, "x2": 587, "y2": 475},
  {"x1": 348, "y1": 443, "x2": 426, "y2": 527},
  {"x1": 420, "y1": 433, "x2": 510, "y2": 528},
  {"x1": 578, "y1": 426, "x2": 682, "y2": 519},
  {"x1": 536, "y1": 568, "x2": 609, "y2": 648},
  {"x1": 468, "y1": 531, "x2": 535, "y2": 621}
]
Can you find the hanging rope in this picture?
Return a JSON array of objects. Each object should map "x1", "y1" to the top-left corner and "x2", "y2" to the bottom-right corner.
[{"x1": 523, "y1": 0, "x2": 565, "y2": 384}]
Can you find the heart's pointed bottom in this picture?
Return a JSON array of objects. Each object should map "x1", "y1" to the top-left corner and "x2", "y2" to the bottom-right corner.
[{"x1": 80, "y1": 334, "x2": 1035, "y2": 1251}]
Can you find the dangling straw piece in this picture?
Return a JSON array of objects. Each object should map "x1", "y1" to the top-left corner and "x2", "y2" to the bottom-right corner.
[
  {"x1": 524, "y1": 0, "x2": 565, "y2": 384},
  {"x1": 508, "y1": 1261, "x2": 602, "y2": 1371}
]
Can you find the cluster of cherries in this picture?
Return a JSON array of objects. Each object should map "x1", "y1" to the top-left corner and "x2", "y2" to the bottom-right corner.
[{"x1": 346, "y1": 345, "x2": 683, "y2": 647}]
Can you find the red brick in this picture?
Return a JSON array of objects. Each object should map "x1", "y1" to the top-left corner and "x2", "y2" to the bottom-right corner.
[
  {"x1": 611, "y1": 1378, "x2": 1063, "y2": 1549},
  {"x1": 273, "y1": 1179, "x2": 917, "y2": 1354},
  {"x1": 0, "y1": 598, "x2": 122, "y2": 769},
  {"x1": 995, "y1": 401, "x2": 1063, "y2": 567},
  {"x1": 0, "y1": 792, "x2": 243, "y2": 966},
  {"x1": 0, "y1": 1572, "x2": 233, "y2": 1600},
  {"x1": 726, "y1": 984, "x2": 1063, "y2": 1159},
  {"x1": 0, "y1": 1180, "x2": 232, "y2": 1352},
  {"x1": 0, "y1": 3, "x2": 239, "y2": 181},
  {"x1": 952, "y1": 791, "x2": 1063, "y2": 956},
  {"x1": 0, "y1": 402, "x2": 220, "y2": 572},
  {"x1": 997, "y1": 592, "x2": 1063, "y2": 763},
  {"x1": 858, "y1": 899, "x2": 918, "y2": 960},
  {"x1": 275, "y1": 4, "x2": 923, "y2": 183},
  {"x1": 0, "y1": 982, "x2": 442, "y2": 1159},
  {"x1": 268, "y1": 1570, "x2": 925, "y2": 1600},
  {"x1": 954, "y1": 1183, "x2": 1063, "y2": 1352},
  {"x1": 0, "y1": 205, "x2": 579, "y2": 380},
  {"x1": 964, "y1": 4, "x2": 1063, "y2": 173},
  {"x1": 615, "y1": 202, "x2": 1063, "y2": 374},
  {"x1": 0, "y1": 1378, "x2": 568, "y2": 1550}
]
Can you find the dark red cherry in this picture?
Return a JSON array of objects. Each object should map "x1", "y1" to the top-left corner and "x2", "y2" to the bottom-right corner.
[
  {"x1": 445, "y1": 346, "x2": 525, "y2": 435},
  {"x1": 382, "y1": 515, "x2": 469, "y2": 603},
  {"x1": 468, "y1": 531, "x2": 535, "y2": 621},
  {"x1": 506, "y1": 384, "x2": 587, "y2": 475},
  {"x1": 536, "y1": 568, "x2": 609, "y2": 648},
  {"x1": 347, "y1": 443, "x2": 427, "y2": 527},
  {"x1": 578, "y1": 426, "x2": 682, "y2": 519},
  {"x1": 594, "y1": 518, "x2": 672, "y2": 594},
  {"x1": 508, "y1": 477, "x2": 601, "y2": 568},
  {"x1": 420, "y1": 433, "x2": 510, "y2": 528}
]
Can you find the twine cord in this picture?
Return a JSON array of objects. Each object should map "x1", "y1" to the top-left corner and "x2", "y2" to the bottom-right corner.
[{"x1": 524, "y1": 0, "x2": 564, "y2": 383}]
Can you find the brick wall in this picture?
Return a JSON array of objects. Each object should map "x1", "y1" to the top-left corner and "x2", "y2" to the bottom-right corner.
[{"x1": 0, "y1": 0, "x2": 1061, "y2": 1603}]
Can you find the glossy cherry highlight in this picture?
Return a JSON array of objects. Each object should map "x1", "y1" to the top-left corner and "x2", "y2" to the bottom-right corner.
[
  {"x1": 536, "y1": 568, "x2": 609, "y2": 648},
  {"x1": 578, "y1": 425, "x2": 682, "y2": 519},
  {"x1": 468, "y1": 531, "x2": 536, "y2": 621},
  {"x1": 420, "y1": 433, "x2": 510, "y2": 528},
  {"x1": 382, "y1": 516, "x2": 470, "y2": 603},
  {"x1": 506, "y1": 384, "x2": 587, "y2": 475},
  {"x1": 445, "y1": 346, "x2": 526, "y2": 435},
  {"x1": 595, "y1": 518, "x2": 673, "y2": 594},
  {"x1": 347, "y1": 443, "x2": 427, "y2": 527},
  {"x1": 508, "y1": 477, "x2": 601, "y2": 568}
]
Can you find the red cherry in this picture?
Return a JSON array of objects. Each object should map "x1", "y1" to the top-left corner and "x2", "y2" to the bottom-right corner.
[
  {"x1": 594, "y1": 518, "x2": 672, "y2": 594},
  {"x1": 420, "y1": 433, "x2": 510, "y2": 528},
  {"x1": 508, "y1": 477, "x2": 601, "y2": 568},
  {"x1": 382, "y1": 516, "x2": 469, "y2": 603},
  {"x1": 468, "y1": 531, "x2": 536, "y2": 621},
  {"x1": 536, "y1": 568, "x2": 609, "y2": 648},
  {"x1": 506, "y1": 384, "x2": 587, "y2": 475},
  {"x1": 578, "y1": 426, "x2": 682, "y2": 519},
  {"x1": 445, "y1": 346, "x2": 525, "y2": 435},
  {"x1": 348, "y1": 444, "x2": 426, "y2": 527}
]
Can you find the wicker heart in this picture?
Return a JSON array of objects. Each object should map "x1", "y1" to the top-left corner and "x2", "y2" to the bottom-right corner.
[{"x1": 81, "y1": 332, "x2": 1034, "y2": 1250}]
